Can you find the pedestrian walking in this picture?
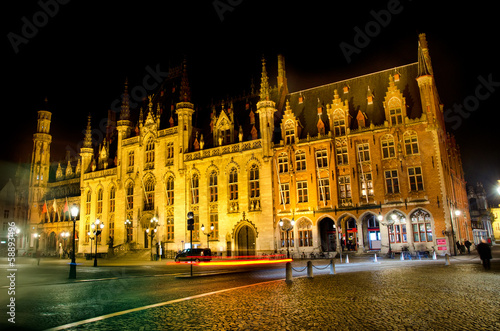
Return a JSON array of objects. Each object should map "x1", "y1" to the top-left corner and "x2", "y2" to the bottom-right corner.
[
  {"x1": 456, "y1": 241, "x2": 462, "y2": 255},
  {"x1": 476, "y1": 239, "x2": 492, "y2": 270},
  {"x1": 464, "y1": 240, "x2": 472, "y2": 254}
]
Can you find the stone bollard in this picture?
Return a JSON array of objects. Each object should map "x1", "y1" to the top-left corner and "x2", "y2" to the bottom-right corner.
[
  {"x1": 432, "y1": 251, "x2": 437, "y2": 260},
  {"x1": 286, "y1": 262, "x2": 293, "y2": 284},
  {"x1": 345, "y1": 254, "x2": 349, "y2": 264},
  {"x1": 330, "y1": 259, "x2": 336, "y2": 274},
  {"x1": 400, "y1": 252, "x2": 405, "y2": 261},
  {"x1": 445, "y1": 253, "x2": 450, "y2": 266},
  {"x1": 307, "y1": 260, "x2": 313, "y2": 278},
  {"x1": 374, "y1": 253, "x2": 378, "y2": 263}
]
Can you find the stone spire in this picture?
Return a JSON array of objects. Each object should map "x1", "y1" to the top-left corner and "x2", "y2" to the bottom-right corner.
[
  {"x1": 259, "y1": 57, "x2": 270, "y2": 101},
  {"x1": 120, "y1": 78, "x2": 130, "y2": 120},
  {"x1": 418, "y1": 33, "x2": 434, "y2": 76},
  {"x1": 83, "y1": 114, "x2": 92, "y2": 148},
  {"x1": 179, "y1": 58, "x2": 191, "y2": 102}
]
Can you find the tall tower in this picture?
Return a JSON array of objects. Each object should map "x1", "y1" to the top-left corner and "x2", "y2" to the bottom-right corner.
[
  {"x1": 176, "y1": 59, "x2": 194, "y2": 170},
  {"x1": 80, "y1": 114, "x2": 94, "y2": 176},
  {"x1": 116, "y1": 79, "x2": 132, "y2": 182},
  {"x1": 256, "y1": 57, "x2": 277, "y2": 159},
  {"x1": 28, "y1": 107, "x2": 52, "y2": 221}
]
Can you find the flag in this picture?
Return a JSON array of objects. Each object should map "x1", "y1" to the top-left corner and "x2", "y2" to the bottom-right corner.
[
  {"x1": 53, "y1": 199, "x2": 58, "y2": 222},
  {"x1": 63, "y1": 197, "x2": 69, "y2": 220},
  {"x1": 42, "y1": 200, "x2": 48, "y2": 223}
]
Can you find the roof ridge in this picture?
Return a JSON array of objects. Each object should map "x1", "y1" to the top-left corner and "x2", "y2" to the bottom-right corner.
[{"x1": 288, "y1": 62, "x2": 418, "y2": 95}]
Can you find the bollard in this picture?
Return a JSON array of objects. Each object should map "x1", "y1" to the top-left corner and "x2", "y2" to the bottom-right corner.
[
  {"x1": 345, "y1": 254, "x2": 349, "y2": 264},
  {"x1": 374, "y1": 253, "x2": 378, "y2": 263},
  {"x1": 400, "y1": 252, "x2": 405, "y2": 261},
  {"x1": 432, "y1": 251, "x2": 437, "y2": 260},
  {"x1": 307, "y1": 260, "x2": 313, "y2": 278},
  {"x1": 339, "y1": 253, "x2": 343, "y2": 263},
  {"x1": 330, "y1": 259, "x2": 336, "y2": 274},
  {"x1": 445, "y1": 253, "x2": 450, "y2": 266},
  {"x1": 286, "y1": 262, "x2": 293, "y2": 284}
]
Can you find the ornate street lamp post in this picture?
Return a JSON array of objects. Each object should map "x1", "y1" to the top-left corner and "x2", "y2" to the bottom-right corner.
[
  {"x1": 69, "y1": 204, "x2": 79, "y2": 279},
  {"x1": 379, "y1": 212, "x2": 395, "y2": 258},
  {"x1": 279, "y1": 219, "x2": 295, "y2": 259},
  {"x1": 91, "y1": 219, "x2": 104, "y2": 267},
  {"x1": 201, "y1": 223, "x2": 214, "y2": 249}
]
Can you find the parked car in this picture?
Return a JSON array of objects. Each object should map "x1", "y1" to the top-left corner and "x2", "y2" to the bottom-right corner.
[{"x1": 174, "y1": 248, "x2": 212, "y2": 262}]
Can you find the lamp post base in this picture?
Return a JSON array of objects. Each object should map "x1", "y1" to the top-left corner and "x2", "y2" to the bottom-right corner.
[{"x1": 69, "y1": 263, "x2": 76, "y2": 279}]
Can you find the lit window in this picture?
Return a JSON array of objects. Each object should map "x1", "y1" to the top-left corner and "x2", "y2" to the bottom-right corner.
[
  {"x1": 298, "y1": 220, "x2": 313, "y2": 247},
  {"x1": 316, "y1": 149, "x2": 328, "y2": 168},
  {"x1": 280, "y1": 183, "x2": 290, "y2": 205},
  {"x1": 357, "y1": 143, "x2": 370, "y2": 162},
  {"x1": 408, "y1": 167, "x2": 424, "y2": 191},
  {"x1": 295, "y1": 150, "x2": 306, "y2": 171},
  {"x1": 209, "y1": 171, "x2": 218, "y2": 203},
  {"x1": 410, "y1": 209, "x2": 432, "y2": 242},
  {"x1": 278, "y1": 153, "x2": 289, "y2": 173},
  {"x1": 109, "y1": 187, "x2": 116, "y2": 213},
  {"x1": 166, "y1": 177, "x2": 174, "y2": 206},
  {"x1": 297, "y1": 181, "x2": 308, "y2": 203}
]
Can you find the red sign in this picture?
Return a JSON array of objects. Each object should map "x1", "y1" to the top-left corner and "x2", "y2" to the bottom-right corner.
[
  {"x1": 436, "y1": 238, "x2": 447, "y2": 246},
  {"x1": 438, "y1": 246, "x2": 447, "y2": 251}
]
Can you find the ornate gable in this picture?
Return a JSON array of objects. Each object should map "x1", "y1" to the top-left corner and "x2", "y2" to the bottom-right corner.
[{"x1": 383, "y1": 75, "x2": 408, "y2": 126}]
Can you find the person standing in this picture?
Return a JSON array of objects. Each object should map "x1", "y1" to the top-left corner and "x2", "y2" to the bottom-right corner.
[
  {"x1": 464, "y1": 239, "x2": 472, "y2": 254},
  {"x1": 476, "y1": 239, "x2": 492, "y2": 270}
]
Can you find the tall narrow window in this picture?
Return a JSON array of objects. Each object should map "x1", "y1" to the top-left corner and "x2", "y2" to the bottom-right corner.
[
  {"x1": 126, "y1": 183, "x2": 134, "y2": 210},
  {"x1": 280, "y1": 183, "x2": 290, "y2": 205},
  {"x1": 278, "y1": 153, "x2": 289, "y2": 173},
  {"x1": 166, "y1": 216, "x2": 174, "y2": 241},
  {"x1": 318, "y1": 178, "x2": 331, "y2": 202},
  {"x1": 209, "y1": 171, "x2": 218, "y2": 203},
  {"x1": 166, "y1": 142, "x2": 174, "y2": 166},
  {"x1": 210, "y1": 213, "x2": 219, "y2": 240},
  {"x1": 229, "y1": 168, "x2": 238, "y2": 201},
  {"x1": 295, "y1": 150, "x2": 306, "y2": 171},
  {"x1": 85, "y1": 218, "x2": 90, "y2": 243},
  {"x1": 191, "y1": 174, "x2": 199, "y2": 205},
  {"x1": 166, "y1": 177, "x2": 174, "y2": 206},
  {"x1": 404, "y1": 133, "x2": 419, "y2": 155},
  {"x1": 385, "y1": 170, "x2": 400, "y2": 194},
  {"x1": 145, "y1": 137, "x2": 155, "y2": 169},
  {"x1": 357, "y1": 143, "x2": 370, "y2": 162},
  {"x1": 360, "y1": 173, "x2": 374, "y2": 197},
  {"x1": 333, "y1": 110, "x2": 346, "y2": 136},
  {"x1": 336, "y1": 146, "x2": 348, "y2": 165},
  {"x1": 411, "y1": 209, "x2": 432, "y2": 242},
  {"x1": 297, "y1": 181, "x2": 308, "y2": 203},
  {"x1": 85, "y1": 191, "x2": 91, "y2": 216},
  {"x1": 338, "y1": 175, "x2": 352, "y2": 206},
  {"x1": 284, "y1": 121, "x2": 295, "y2": 144},
  {"x1": 144, "y1": 177, "x2": 155, "y2": 210},
  {"x1": 97, "y1": 188, "x2": 103, "y2": 215},
  {"x1": 316, "y1": 149, "x2": 328, "y2": 168},
  {"x1": 249, "y1": 165, "x2": 259, "y2": 199},
  {"x1": 108, "y1": 214, "x2": 115, "y2": 239},
  {"x1": 127, "y1": 151, "x2": 134, "y2": 173},
  {"x1": 390, "y1": 108, "x2": 403, "y2": 125},
  {"x1": 408, "y1": 167, "x2": 424, "y2": 191},
  {"x1": 109, "y1": 186, "x2": 116, "y2": 213},
  {"x1": 381, "y1": 135, "x2": 395, "y2": 159}
]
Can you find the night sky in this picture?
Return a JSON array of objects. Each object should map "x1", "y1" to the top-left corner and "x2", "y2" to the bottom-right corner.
[{"x1": 3, "y1": 1, "x2": 499, "y2": 202}]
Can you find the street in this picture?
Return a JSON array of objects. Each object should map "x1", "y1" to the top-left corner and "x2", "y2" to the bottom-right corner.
[{"x1": 1, "y1": 251, "x2": 499, "y2": 330}]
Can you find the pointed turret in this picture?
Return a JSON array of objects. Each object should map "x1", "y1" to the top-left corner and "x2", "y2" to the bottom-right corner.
[
  {"x1": 259, "y1": 57, "x2": 270, "y2": 101},
  {"x1": 120, "y1": 78, "x2": 130, "y2": 121},
  {"x1": 256, "y1": 57, "x2": 277, "y2": 159},
  {"x1": 175, "y1": 58, "x2": 195, "y2": 169},
  {"x1": 80, "y1": 114, "x2": 94, "y2": 174},
  {"x1": 179, "y1": 57, "x2": 191, "y2": 102},
  {"x1": 418, "y1": 33, "x2": 434, "y2": 77}
]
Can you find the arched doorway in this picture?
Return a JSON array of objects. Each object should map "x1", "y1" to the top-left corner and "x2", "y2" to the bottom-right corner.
[
  {"x1": 236, "y1": 225, "x2": 256, "y2": 257},
  {"x1": 318, "y1": 217, "x2": 336, "y2": 252},
  {"x1": 338, "y1": 215, "x2": 357, "y2": 251},
  {"x1": 361, "y1": 213, "x2": 381, "y2": 251},
  {"x1": 47, "y1": 232, "x2": 57, "y2": 252}
]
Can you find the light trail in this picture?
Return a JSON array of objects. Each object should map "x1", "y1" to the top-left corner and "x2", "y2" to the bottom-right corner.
[{"x1": 197, "y1": 259, "x2": 292, "y2": 266}]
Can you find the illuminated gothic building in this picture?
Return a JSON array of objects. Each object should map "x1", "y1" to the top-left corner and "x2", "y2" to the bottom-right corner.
[{"x1": 24, "y1": 34, "x2": 470, "y2": 257}]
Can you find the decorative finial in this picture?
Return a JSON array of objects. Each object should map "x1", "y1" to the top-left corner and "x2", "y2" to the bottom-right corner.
[
  {"x1": 83, "y1": 114, "x2": 92, "y2": 148},
  {"x1": 259, "y1": 56, "x2": 270, "y2": 101}
]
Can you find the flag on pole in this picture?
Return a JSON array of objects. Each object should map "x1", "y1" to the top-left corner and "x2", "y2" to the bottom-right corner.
[
  {"x1": 53, "y1": 199, "x2": 58, "y2": 222},
  {"x1": 42, "y1": 200, "x2": 48, "y2": 222}
]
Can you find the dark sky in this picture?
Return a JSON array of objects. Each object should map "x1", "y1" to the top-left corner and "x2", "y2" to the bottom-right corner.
[{"x1": 2, "y1": 1, "x2": 499, "y2": 202}]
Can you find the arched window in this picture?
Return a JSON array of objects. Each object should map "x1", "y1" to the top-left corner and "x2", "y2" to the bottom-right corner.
[
  {"x1": 85, "y1": 190, "x2": 92, "y2": 216},
  {"x1": 96, "y1": 188, "x2": 103, "y2": 215},
  {"x1": 229, "y1": 168, "x2": 238, "y2": 201},
  {"x1": 144, "y1": 177, "x2": 155, "y2": 211},
  {"x1": 190, "y1": 173, "x2": 199, "y2": 205},
  {"x1": 166, "y1": 177, "x2": 174, "y2": 206},
  {"x1": 109, "y1": 186, "x2": 116, "y2": 213},
  {"x1": 298, "y1": 219, "x2": 313, "y2": 247},
  {"x1": 410, "y1": 209, "x2": 432, "y2": 242},
  {"x1": 387, "y1": 210, "x2": 407, "y2": 243},
  {"x1": 209, "y1": 171, "x2": 218, "y2": 203},
  {"x1": 388, "y1": 97, "x2": 403, "y2": 126},
  {"x1": 145, "y1": 137, "x2": 155, "y2": 168},
  {"x1": 126, "y1": 183, "x2": 134, "y2": 210}
]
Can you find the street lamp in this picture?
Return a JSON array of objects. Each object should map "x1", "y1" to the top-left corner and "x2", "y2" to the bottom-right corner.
[
  {"x1": 201, "y1": 223, "x2": 214, "y2": 249},
  {"x1": 91, "y1": 219, "x2": 104, "y2": 267},
  {"x1": 69, "y1": 204, "x2": 79, "y2": 279},
  {"x1": 279, "y1": 218, "x2": 295, "y2": 259},
  {"x1": 379, "y1": 212, "x2": 395, "y2": 257},
  {"x1": 125, "y1": 218, "x2": 132, "y2": 243},
  {"x1": 146, "y1": 217, "x2": 159, "y2": 260}
]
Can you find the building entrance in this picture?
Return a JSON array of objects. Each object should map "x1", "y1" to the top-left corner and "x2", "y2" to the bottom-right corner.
[
  {"x1": 236, "y1": 225, "x2": 255, "y2": 257},
  {"x1": 319, "y1": 218, "x2": 337, "y2": 252}
]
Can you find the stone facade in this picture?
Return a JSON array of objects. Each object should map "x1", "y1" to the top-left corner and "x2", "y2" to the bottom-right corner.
[{"x1": 23, "y1": 34, "x2": 470, "y2": 258}]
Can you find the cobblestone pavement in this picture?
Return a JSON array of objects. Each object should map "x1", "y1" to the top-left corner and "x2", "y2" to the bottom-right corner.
[{"x1": 66, "y1": 260, "x2": 500, "y2": 331}]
